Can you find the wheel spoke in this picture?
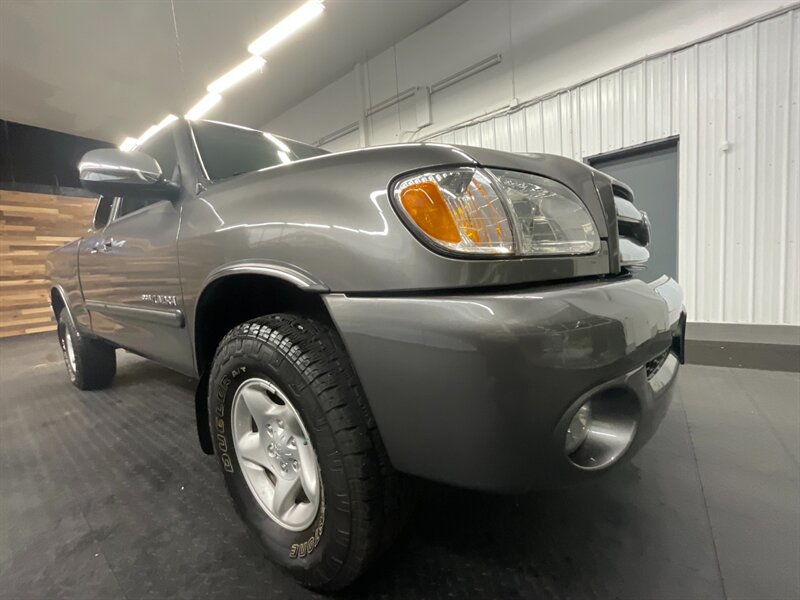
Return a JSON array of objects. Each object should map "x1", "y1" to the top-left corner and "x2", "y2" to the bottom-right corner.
[
  {"x1": 270, "y1": 403, "x2": 295, "y2": 428},
  {"x1": 239, "y1": 386, "x2": 271, "y2": 427},
  {"x1": 240, "y1": 386, "x2": 280, "y2": 429},
  {"x1": 236, "y1": 431, "x2": 270, "y2": 469},
  {"x1": 296, "y1": 441, "x2": 319, "y2": 500},
  {"x1": 231, "y1": 376, "x2": 321, "y2": 531},
  {"x1": 271, "y1": 476, "x2": 301, "y2": 516},
  {"x1": 281, "y1": 413, "x2": 306, "y2": 439}
]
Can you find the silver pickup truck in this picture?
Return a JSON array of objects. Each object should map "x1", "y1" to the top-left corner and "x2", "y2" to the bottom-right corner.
[{"x1": 47, "y1": 118, "x2": 685, "y2": 590}]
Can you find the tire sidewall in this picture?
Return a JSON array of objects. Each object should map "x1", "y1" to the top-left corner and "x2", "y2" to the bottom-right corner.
[{"x1": 209, "y1": 343, "x2": 349, "y2": 578}]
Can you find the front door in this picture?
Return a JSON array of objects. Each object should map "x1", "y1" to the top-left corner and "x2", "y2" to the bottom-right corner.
[{"x1": 78, "y1": 127, "x2": 193, "y2": 374}]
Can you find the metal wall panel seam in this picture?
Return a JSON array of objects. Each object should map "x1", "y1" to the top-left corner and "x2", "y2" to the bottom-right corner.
[
  {"x1": 571, "y1": 89, "x2": 581, "y2": 160},
  {"x1": 690, "y1": 44, "x2": 700, "y2": 319},
  {"x1": 787, "y1": 11, "x2": 800, "y2": 324},
  {"x1": 697, "y1": 42, "x2": 708, "y2": 320},
  {"x1": 749, "y1": 23, "x2": 760, "y2": 323},
  {"x1": 719, "y1": 35, "x2": 729, "y2": 322},
  {"x1": 778, "y1": 12, "x2": 794, "y2": 323}
]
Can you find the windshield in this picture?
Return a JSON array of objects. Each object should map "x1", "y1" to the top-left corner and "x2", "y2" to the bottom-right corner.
[{"x1": 191, "y1": 120, "x2": 329, "y2": 180}]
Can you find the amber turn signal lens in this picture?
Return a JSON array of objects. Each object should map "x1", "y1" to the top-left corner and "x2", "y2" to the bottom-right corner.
[{"x1": 399, "y1": 181, "x2": 461, "y2": 244}]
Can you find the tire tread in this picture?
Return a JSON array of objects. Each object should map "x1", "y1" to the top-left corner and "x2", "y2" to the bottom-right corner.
[{"x1": 211, "y1": 313, "x2": 403, "y2": 590}]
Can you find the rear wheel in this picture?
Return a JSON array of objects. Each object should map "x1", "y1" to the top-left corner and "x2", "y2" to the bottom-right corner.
[
  {"x1": 56, "y1": 308, "x2": 116, "y2": 390},
  {"x1": 208, "y1": 314, "x2": 402, "y2": 590}
]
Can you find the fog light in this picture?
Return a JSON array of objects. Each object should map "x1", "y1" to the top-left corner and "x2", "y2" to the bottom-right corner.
[
  {"x1": 565, "y1": 403, "x2": 592, "y2": 454},
  {"x1": 565, "y1": 391, "x2": 640, "y2": 470}
]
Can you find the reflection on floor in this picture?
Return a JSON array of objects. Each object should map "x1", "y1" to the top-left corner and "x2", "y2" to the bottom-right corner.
[{"x1": 1, "y1": 334, "x2": 798, "y2": 600}]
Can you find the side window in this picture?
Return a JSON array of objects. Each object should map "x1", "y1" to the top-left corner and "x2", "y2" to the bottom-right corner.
[
  {"x1": 116, "y1": 196, "x2": 162, "y2": 219},
  {"x1": 93, "y1": 195, "x2": 114, "y2": 229},
  {"x1": 114, "y1": 129, "x2": 178, "y2": 220}
]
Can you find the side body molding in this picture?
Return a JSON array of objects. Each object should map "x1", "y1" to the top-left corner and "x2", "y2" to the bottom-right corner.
[{"x1": 84, "y1": 300, "x2": 185, "y2": 328}]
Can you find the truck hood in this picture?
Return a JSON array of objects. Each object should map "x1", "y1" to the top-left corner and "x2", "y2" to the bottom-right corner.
[{"x1": 190, "y1": 143, "x2": 619, "y2": 293}]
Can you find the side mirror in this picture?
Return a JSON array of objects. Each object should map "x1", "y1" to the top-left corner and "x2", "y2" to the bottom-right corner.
[{"x1": 78, "y1": 149, "x2": 179, "y2": 199}]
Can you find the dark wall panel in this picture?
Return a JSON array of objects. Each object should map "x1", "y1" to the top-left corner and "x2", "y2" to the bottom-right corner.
[{"x1": 0, "y1": 120, "x2": 111, "y2": 194}]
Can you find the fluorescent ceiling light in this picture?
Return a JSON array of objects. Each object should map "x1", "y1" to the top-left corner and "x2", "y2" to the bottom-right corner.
[
  {"x1": 185, "y1": 93, "x2": 222, "y2": 120},
  {"x1": 248, "y1": 0, "x2": 325, "y2": 56},
  {"x1": 119, "y1": 137, "x2": 139, "y2": 151},
  {"x1": 138, "y1": 125, "x2": 159, "y2": 143},
  {"x1": 157, "y1": 114, "x2": 178, "y2": 129},
  {"x1": 208, "y1": 56, "x2": 266, "y2": 94},
  {"x1": 137, "y1": 113, "x2": 178, "y2": 144}
]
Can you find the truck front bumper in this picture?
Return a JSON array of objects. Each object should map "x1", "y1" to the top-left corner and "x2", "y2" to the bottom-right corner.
[{"x1": 324, "y1": 275, "x2": 685, "y2": 492}]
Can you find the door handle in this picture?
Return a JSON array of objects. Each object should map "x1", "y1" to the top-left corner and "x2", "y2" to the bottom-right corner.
[
  {"x1": 87, "y1": 238, "x2": 123, "y2": 254},
  {"x1": 104, "y1": 238, "x2": 125, "y2": 251},
  {"x1": 88, "y1": 239, "x2": 113, "y2": 254}
]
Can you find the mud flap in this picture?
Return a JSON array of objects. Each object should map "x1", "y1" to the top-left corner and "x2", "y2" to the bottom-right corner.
[{"x1": 195, "y1": 369, "x2": 214, "y2": 455}]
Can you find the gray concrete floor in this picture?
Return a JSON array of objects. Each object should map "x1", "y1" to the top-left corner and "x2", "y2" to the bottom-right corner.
[{"x1": 0, "y1": 333, "x2": 798, "y2": 599}]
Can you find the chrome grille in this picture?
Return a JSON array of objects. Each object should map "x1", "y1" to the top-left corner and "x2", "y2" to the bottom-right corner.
[{"x1": 613, "y1": 185, "x2": 650, "y2": 270}]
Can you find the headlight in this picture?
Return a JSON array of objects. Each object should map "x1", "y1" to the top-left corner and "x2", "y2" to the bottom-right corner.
[
  {"x1": 490, "y1": 169, "x2": 601, "y2": 255},
  {"x1": 393, "y1": 168, "x2": 514, "y2": 254},
  {"x1": 392, "y1": 167, "x2": 600, "y2": 256}
]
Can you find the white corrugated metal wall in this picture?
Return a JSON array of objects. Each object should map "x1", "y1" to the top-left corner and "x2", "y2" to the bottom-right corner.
[{"x1": 427, "y1": 8, "x2": 799, "y2": 327}]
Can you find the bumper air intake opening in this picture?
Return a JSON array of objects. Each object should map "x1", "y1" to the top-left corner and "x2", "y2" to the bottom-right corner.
[
  {"x1": 565, "y1": 388, "x2": 639, "y2": 471},
  {"x1": 646, "y1": 350, "x2": 671, "y2": 380}
]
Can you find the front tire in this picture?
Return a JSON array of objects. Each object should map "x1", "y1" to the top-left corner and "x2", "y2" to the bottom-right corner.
[
  {"x1": 208, "y1": 314, "x2": 400, "y2": 591},
  {"x1": 57, "y1": 308, "x2": 116, "y2": 390}
]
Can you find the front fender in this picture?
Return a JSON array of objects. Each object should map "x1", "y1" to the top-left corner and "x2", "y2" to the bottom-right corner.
[
  {"x1": 177, "y1": 144, "x2": 612, "y2": 298},
  {"x1": 47, "y1": 239, "x2": 90, "y2": 331}
]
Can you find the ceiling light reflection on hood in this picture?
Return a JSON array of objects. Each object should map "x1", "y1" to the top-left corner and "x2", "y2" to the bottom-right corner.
[
  {"x1": 207, "y1": 56, "x2": 266, "y2": 94},
  {"x1": 247, "y1": 0, "x2": 325, "y2": 56},
  {"x1": 264, "y1": 132, "x2": 290, "y2": 152}
]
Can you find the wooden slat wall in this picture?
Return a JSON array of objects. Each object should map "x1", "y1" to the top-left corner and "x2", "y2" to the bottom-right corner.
[{"x1": 0, "y1": 190, "x2": 96, "y2": 338}]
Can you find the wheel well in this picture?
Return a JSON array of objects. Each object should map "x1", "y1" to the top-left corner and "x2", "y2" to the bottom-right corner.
[
  {"x1": 50, "y1": 288, "x2": 65, "y2": 320},
  {"x1": 192, "y1": 273, "x2": 333, "y2": 456},
  {"x1": 193, "y1": 274, "x2": 332, "y2": 374}
]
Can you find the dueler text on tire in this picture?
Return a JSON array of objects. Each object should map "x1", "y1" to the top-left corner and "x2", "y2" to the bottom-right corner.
[
  {"x1": 57, "y1": 308, "x2": 116, "y2": 390},
  {"x1": 208, "y1": 314, "x2": 401, "y2": 591}
]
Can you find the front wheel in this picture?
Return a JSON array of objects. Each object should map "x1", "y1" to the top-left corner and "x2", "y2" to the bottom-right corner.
[{"x1": 208, "y1": 314, "x2": 402, "y2": 591}]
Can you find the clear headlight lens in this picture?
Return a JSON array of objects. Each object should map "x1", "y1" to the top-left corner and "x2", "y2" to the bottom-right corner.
[
  {"x1": 489, "y1": 169, "x2": 600, "y2": 255},
  {"x1": 392, "y1": 167, "x2": 600, "y2": 257}
]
